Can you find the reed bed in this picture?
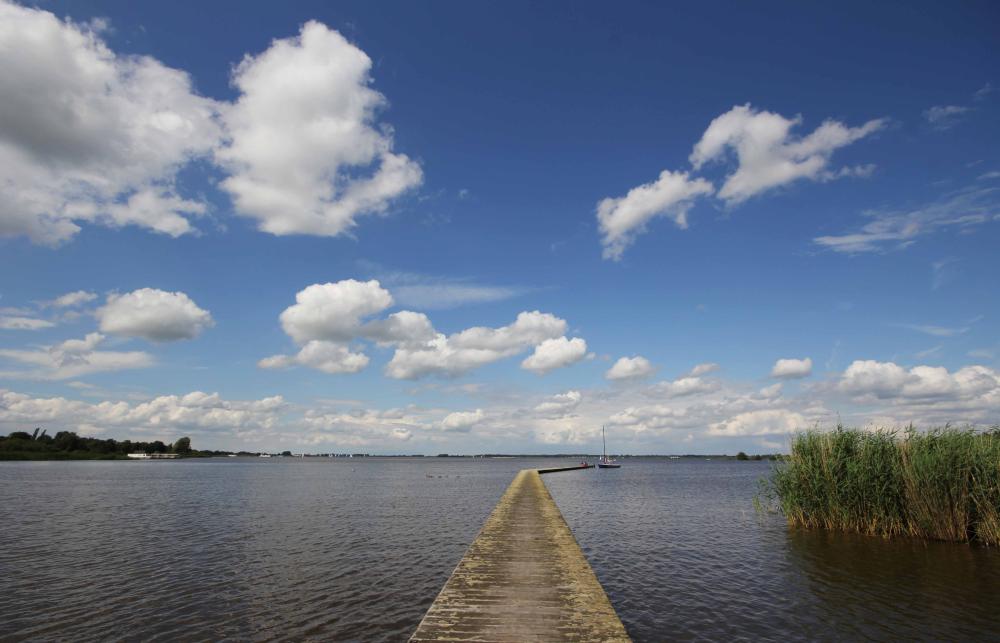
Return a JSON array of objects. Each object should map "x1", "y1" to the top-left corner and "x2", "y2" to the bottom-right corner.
[{"x1": 758, "y1": 426, "x2": 1000, "y2": 545}]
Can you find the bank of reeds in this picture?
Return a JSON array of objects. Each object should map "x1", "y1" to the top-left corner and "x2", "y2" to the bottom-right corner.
[{"x1": 757, "y1": 426, "x2": 1000, "y2": 545}]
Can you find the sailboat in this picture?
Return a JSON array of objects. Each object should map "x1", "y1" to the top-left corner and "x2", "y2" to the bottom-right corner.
[{"x1": 597, "y1": 425, "x2": 621, "y2": 469}]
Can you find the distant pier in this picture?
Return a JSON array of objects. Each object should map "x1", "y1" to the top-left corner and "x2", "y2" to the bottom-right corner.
[{"x1": 410, "y1": 467, "x2": 630, "y2": 642}]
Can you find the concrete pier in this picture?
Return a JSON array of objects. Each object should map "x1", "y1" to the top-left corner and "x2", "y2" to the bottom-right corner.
[{"x1": 410, "y1": 469, "x2": 630, "y2": 642}]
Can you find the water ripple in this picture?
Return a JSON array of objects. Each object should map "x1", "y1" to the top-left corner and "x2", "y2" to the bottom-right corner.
[{"x1": 2, "y1": 458, "x2": 998, "y2": 642}]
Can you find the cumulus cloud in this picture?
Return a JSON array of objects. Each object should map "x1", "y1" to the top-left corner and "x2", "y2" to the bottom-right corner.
[
  {"x1": 647, "y1": 376, "x2": 720, "y2": 398},
  {"x1": 597, "y1": 170, "x2": 713, "y2": 260},
  {"x1": 261, "y1": 279, "x2": 395, "y2": 375},
  {"x1": 363, "y1": 311, "x2": 437, "y2": 347},
  {"x1": 0, "y1": 388, "x2": 285, "y2": 437},
  {"x1": 386, "y1": 311, "x2": 568, "y2": 379},
  {"x1": 534, "y1": 390, "x2": 583, "y2": 418},
  {"x1": 258, "y1": 341, "x2": 369, "y2": 374},
  {"x1": 521, "y1": 337, "x2": 588, "y2": 375},
  {"x1": 758, "y1": 383, "x2": 783, "y2": 399},
  {"x1": 814, "y1": 186, "x2": 1000, "y2": 254},
  {"x1": 771, "y1": 357, "x2": 812, "y2": 379},
  {"x1": 97, "y1": 288, "x2": 213, "y2": 341},
  {"x1": 595, "y1": 104, "x2": 882, "y2": 259},
  {"x1": 708, "y1": 409, "x2": 808, "y2": 436},
  {"x1": 690, "y1": 104, "x2": 884, "y2": 204},
  {"x1": 0, "y1": 0, "x2": 221, "y2": 244},
  {"x1": 215, "y1": 21, "x2": 422, "y2": 237},
  {"x1": 301, "y1": 407, "x2": 421, "y2": 445},
  {"x1": 839, "y1": 360, "x2": 1000, "y2": 401},
  {"x1": 264, "y1": 280, "x2": 577, "y2": 379},
  {"x1": 605, "y1": 356, "x2": 655, "y2": 381},
  {"x1": 279, "y1": 280, "x2": 393, "y2": 344},
  {"x1": 441, "y1": 409, "x2": 485, "y2": 432},
  {"x1": 0, "y1": 332, "x2": 153, "y2": 379},
  {"x1": 1, "y1": 5, "x2": 423, "y2": 246},
  {"x1": 0, "y1": 316, "x2": 55, "y2": 331}
]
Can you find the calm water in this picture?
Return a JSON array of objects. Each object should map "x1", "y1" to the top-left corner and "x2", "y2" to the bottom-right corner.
[{"x1": 1, "y1": 458, "x2": 997, "y2": 641}]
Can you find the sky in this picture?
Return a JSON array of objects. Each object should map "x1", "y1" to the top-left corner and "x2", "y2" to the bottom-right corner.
[{"x1": 1, "y1": 0, "x2": 998, "y2": 454}]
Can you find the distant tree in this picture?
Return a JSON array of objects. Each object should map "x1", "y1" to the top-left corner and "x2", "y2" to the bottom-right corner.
[
  {"x1": 53, "y1": 431, "x2": 81, "y2": 451},
  {"x1": 736, "y1": 451, "x2": 749, "y2": 461},
  {"x1": 173, "y1": 437, "x2": 192, "y2": 455},
  {"x1": 281, "y1": 450, "x2": 292, "y2": 457},
  {"x1": 32, "y1": 428, "x2": 40, "y2": 440},
  {"x1": 9, "y1": 431, "x2": 32, "y2": 441}
]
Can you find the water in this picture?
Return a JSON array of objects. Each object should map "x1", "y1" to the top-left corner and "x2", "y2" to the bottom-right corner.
[{"x1": 1, "y1": 458, "x2": 997, "y2": 641}]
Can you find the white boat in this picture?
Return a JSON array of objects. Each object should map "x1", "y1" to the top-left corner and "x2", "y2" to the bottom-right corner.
[
  {"x1": 259, "y1": 453, "x2": 271, "y2": 458},
  {"x1": 597, "y1": 425, "x2": 621, "y2": 469}
]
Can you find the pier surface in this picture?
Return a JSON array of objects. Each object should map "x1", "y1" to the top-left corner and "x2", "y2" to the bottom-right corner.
[{"x1": 410, "y1": 468, "x2": 630, "y2": 642}]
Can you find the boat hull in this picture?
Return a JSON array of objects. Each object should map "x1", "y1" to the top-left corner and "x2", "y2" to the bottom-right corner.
[{"x1": 597, "y1": 463, "x2": 621, "y2": 469}]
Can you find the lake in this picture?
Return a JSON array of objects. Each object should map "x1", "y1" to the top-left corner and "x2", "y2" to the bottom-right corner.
[{"x1": 1, "y1": 458, "x2": 997, "y2": 641}]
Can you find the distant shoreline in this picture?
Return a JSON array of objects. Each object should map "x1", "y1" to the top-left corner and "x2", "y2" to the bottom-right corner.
[{"x1": 1, "y1": 452, "x2": 783, "y2": 462}]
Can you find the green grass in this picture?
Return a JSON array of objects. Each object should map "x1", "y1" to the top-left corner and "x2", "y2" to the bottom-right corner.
[{"x1": 757, "y1": 426, "x2": 1000, "y2": 545}]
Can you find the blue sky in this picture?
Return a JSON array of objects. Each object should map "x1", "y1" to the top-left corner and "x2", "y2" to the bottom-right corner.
[{"x1": 1, "y1": 0, "x2": 998, "y2": 453}]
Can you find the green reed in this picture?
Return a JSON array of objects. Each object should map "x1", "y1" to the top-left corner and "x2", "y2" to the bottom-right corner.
[{"x1": 758, "y1": 426, "x2": 1000, "y2": 545}]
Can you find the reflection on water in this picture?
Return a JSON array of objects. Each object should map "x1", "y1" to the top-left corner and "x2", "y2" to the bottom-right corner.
[
  {"x1": 1, "y1": 458, "x2": 998, "y2": 641},
  {"x1": 785, "y1": 529, "x2": 1000, "y2": 641}
]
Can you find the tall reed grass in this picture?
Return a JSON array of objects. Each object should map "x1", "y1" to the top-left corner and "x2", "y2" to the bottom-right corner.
[{"x1": 757, "y1": 426, "x2": 1000, "y2": 545}]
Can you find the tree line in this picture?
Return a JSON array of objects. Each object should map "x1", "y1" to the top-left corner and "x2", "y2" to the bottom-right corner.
[{"x1": 0, "y1": 429, "x2": 224, "y2": 460}]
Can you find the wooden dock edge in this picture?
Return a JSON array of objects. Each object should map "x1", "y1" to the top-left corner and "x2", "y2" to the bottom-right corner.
[{"x1": 410, "y1": 468, "x2": 630, "y2": 642}]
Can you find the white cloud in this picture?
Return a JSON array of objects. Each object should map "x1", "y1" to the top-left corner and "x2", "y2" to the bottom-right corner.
[
  {"x1": 923, "y1": 105, "x2": 969, "y2": 130},
  {"x1": 688, "y1": 362, "x2": 720, "y2": 377},
  {"x1": 441, "y1": 409, "x2": 485, "y2": 432},
  {"x1": 771, "y1": 357, "x2": 812, "y2": 379},
  {"x1": 596, "y1": 170, "x2": 713, "y2": 260},
  {"x1": 386, "y1": 311, "x2": 568, "y2": 379},
  {"x1": 265, "y1": 280, "x2": 574, "y2": 379},
  {"x1": 708, "y1": 409, "x2": 808, "y2": 436},
  {"x1": 450, "y1": 311, "x2": 567, "y2": 353},
  {"x1": 258, "y1": 340, "x2": 369, "y2": 374},
  {"x1": 215, "y1": 21, "x2": 422, "y2": 237},
  {"x1": 363, "y1": 311, "x2": 437, "y2": 347},
  {"x1": 0, "y1": 388, "x2": 285, "y2": 438},
  {"x1": 521, "y1": 337, "x2": 588, "y2": 375},
  {"x1": 46, "y1": 290, "x2": 98, "y2": 308},
  {"x1": 839, "y1": 360, "x2": 1000, "y2": 402},
  {"x1": 0, "y1": 332, "x2": 153, "y2": 379},
  {"x1": 262, "y1": 280, "x2": 396, "y2": 375},
  {"x1": 0, "y1": 1, "x2": 221, "y2": 244},
  {"x1": 0, "y1": 316, "x2": 55, "y2": 331},
  {"x1": 534, "y1": 390, "x2": 583, "y2": 417},
  {"x1": 648, "y1": 376, "x2": 719, "y2": 398},
  {"x1": 300, "y1": 407, "x2": 423, "y2": 445},
  {"x1": 690, "y1": 104, "x2": 884, "y2": 204},
  {"x1": 97, "y1": 288, "x2": 213, "y2": 341},
  {"x1": 279, "y1": 280, "x2": 393, "y2": 344},
  {"x1": 814, "y1": 186, "x2": 1000, "y2": 253},
  {"x1": 605, "y1": 355, "x2": 655, "y2": 381},
  {"x1": 758, "y1": 383, "x2": 783, "y2": 399}
]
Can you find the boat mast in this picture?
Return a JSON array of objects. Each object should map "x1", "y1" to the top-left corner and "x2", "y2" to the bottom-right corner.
[{"x1": 602, "y1": 425, "x2": 607, "y2": 460}]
